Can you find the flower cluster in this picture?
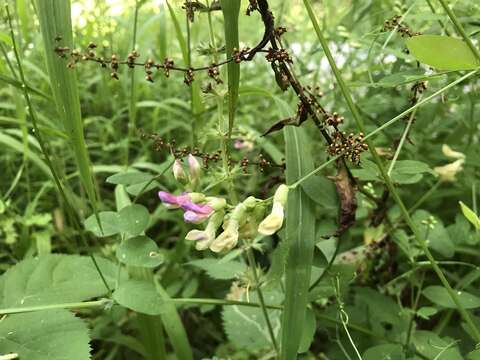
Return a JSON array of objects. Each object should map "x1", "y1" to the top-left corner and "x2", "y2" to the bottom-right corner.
[{"x1": 159, "y1": 181, "x2": 289, "y2": 253}]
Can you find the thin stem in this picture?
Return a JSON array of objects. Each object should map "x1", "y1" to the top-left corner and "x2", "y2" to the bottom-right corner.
[
  {"x1": 5, "y1": 4, "x2": 111, "y2": 295},
  {"x1": 302, "y1": 0, "x2": 480, "y2": 342},
  {"x1": 0, "y1": 299, "x2": 110, "y2": 315},
  {"x1": 126, "y1": 1, "x2": 141, "y2": 166},
  {"x1": 364, "y1": 69, "x2": 479, "y2": 141},
  {"x1": 245, "y1": 247, "x2": 280, "y2": 354},
  {"x1": 0, "y1": 297, "x2": 282, "y2": 316},
  {"x1": 405, "y1": 270, "x2": 425, "y2": 347},
  {"x1": 425, "y1": 0, "x2": 451, "y2": 36},
  {"x1": 309, "y1": 237, "x2": 341, "y2": 291},
  {"x1": 437, "y1": 0, "x2": 480, "y2": 61},
  {"x1": 387, "y1": 105, "x2": 419, "y2": 176},
  {"x1": 408, "y1": 180, "x2": 442, "y2": 213}
]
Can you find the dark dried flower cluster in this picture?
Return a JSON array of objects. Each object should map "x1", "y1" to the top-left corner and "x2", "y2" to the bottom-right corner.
[
  {"x1": 141, "y1": 131, "x2": 284, "y2": 173},
  {"x1": 265, "y1": 47, "x2": 292, "y2": 64},
  {"x1": 383, "y1": 15, "x2": 420, "y2": 37},
  {"x1": 328, "y1": 132, "x2": 369, "y2": 164},
  {"x1": 54, "y1": 38, "x2": 262, "y2": 86},
  {"x1": 325, "y1": 112, "x2": 344, "y2": 127}
]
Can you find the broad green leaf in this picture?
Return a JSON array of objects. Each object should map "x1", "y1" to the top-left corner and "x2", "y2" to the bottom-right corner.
[
  {"x1": 413, "y1": 210, "x2": 454, "y2": 258},
  {"x1": 0, "y1": 310, "x2": 91, "y2": 360},
  {"x1": 84, "y1": 211, "x2": 120, "y2": 237},
  {"x1": 188, "y1": 259, "x2": 246, "y2": 280},
  {"x1": 459, "y1": 201, "x2": 480, "y2": 230},
  {"x1": 413, "y1": 330, "x2": 462, "y2": 360},
  {"x1": 116, "y1": 235, "x2": 163, "y2": 268},
  {"x1": 1, "y1": 254, "x2": 118, "y2": 308},
  {"x1": 406, "y1": 35, "x2": 480, "y2": 70},
  {"x1": 117, "y1": 204, "x2": 150, "y2": 236},
  {"x1": 223, "y1": 291, "x2": 282, "y2": 352},
  {"x1": 219, "y1": 0, "x2": 241, "y2": 134},
  {"x1": 301, "y1": 175, "x2": 338, "y2": 209},
  {"x1": 115, "y1": 184, "x2": 132, "y2": 211},
  {"x1": 281, "y1": 127, "x2": 316, "y2": 359},
  {"x1": 363, "y1": 344, "x2": 404, "y2": 360},
  {"x1": 417, "y1": 306, "x2": 438, "y2": 320},
  {"x1": 114, "y1": 279, "x2": 163, "y2": 316},
  {"x1": 351, "y1": 159, "x2": 379, "y2": 181},
  {"x1": 423, "y1": 286, "x2": 480, "y2": 309},
  {"x1": 126, "y1": 180, "x2": 160, "y2": 196},
  {"x1": 107, "y1": 171, "x2": 155, "y2": 186},
  {"x1": 377, "y1": 69, "x2": 426, "y2": 87},
  {"x1": 390, "y1": 160, "x2": 434, "y2": 184}
]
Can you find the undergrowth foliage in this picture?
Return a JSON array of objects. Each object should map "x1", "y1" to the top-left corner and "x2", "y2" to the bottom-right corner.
[{"x1": 0, "y1": 0, "x2": 480, "y2": 359}]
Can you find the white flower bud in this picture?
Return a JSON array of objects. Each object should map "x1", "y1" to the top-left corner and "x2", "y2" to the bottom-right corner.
[
  {"x1": 434, "y1": 159, "x2": 464, "y2": 182},
  {"x1": 188, "y1": 154, "x2": 202, "y2": 181},
  {"x1": 258, "y1": 202, "x2": 284, "y2": 235},
  {"x1": 173, "y1": 159, "x2": 187, "y2": 182},
  {"x1": 273, "y1": 184, "x2": 289, "y2": 205},
  {"x1": 442, "y1": 144, "x2": 465, "y2": 160},
  {"x1": 210, "y1": 219, "x2": 239, "y2": 253}
]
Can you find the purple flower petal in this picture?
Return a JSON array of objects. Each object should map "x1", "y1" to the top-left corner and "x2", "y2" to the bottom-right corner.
[
  {"x1": 181, "y1": 202, "x2": 213, "y2": 215},
  {"x1": 184, "y1": 211, "x2": 209, "y2": 224}
]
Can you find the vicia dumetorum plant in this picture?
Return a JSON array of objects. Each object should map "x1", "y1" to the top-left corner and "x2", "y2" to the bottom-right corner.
[{"x1": 1, "y1": 0, "x2": 480, "y2": 359}]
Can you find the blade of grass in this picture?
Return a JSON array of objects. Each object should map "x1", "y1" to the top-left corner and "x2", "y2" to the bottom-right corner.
[
  {"x1": 166, "y1": 0, "x2": 203, "y2": 145},
  {"x1": 302, "y1": 0, "x2": 480, "y2": 342},
  {"x1": 154, "y1": 277, "x2": 193, "y2": 360},
  {"x1": 125, "y1": 1, "x2": 142, "y2": 166},
  {"x1": 6, "y1": 3, "x2": 111, "y2": 294},
  {"x1": 219, "y1": 0, "x2": 240, "y2": 137},
  {"x1": 34, "y1": 0, "x2": 101, "y2": 223},
  {"x1": 281, "y1": 126, "x2": 316, "y2": 359}
]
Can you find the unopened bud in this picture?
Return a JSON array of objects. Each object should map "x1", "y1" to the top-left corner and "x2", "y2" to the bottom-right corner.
[{"x1": 173, "y1": 159, "x2": 187, "y2": 182}]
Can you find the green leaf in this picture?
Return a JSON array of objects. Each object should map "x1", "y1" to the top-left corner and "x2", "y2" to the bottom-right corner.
[
  {"x1": 219, "y1": 0, "x2": 241, "y2": 134},
  {"x1": 413, "y1": 210, "x2": 455, "y2": 258},
  {"x1": 390, "y1": 160, "x2": 434, "y2": 184},
  {"x1": 413, "y1": 330, "x2": 462, "y2": 360},
  {"x1": 377, "y1": 69, "x2": 426, "y2": 87},
  {"x1": 0, "y1": 309, "x2": 91, "y2": 360},
  {"x1": 406, "y1": 35, "x2": 480, "y2": 70},
  {"x1": 116, "y1": 235, "x2": 163, "y2": 268},
  {"x1": 298, "y1": 308, "x2": 316, "y2": 353},
  {"x1": 223, "y1": 290, "x2": 282, "y2": 352},
  {"x1": 35, "y1": 0, "x2": 101, "y2": 225},
  {"x1": 459, "y1": 201, "x2": 480, "y2": 230},
  {"x1": 107, "y1": 171, "x2": 155, "y2": 185},
  {"x1": 281, "y1": 127, "x2": 316, "y2": 359},
  {"x1": 417, "y1": 306, "x2": 438, "y2": 320},
  {"x1": 351, "y1": 159, "x2": 379, "y2": 181},
  {"x1": 117, "y1": 204, "x2": 150, "y2": 236},
  {"x1": 363, "y1": 344, "x2": 405, "y2": 360},
  {"x1": 301, "y1": 175, "x2": 338, "y2": 209},
  {"x1": 114, "y1": 279, "x2": 163, "y2": 316},
  {"x1": 84, "y1": 211, "x2": 120, "y2": 237},
  {"x1": 188, "y1": 259, "x2": 246, "y2": 280},
  {"x1": 1, "y1": 254, "x2": 118, "y2": 308},
  {"x1": 423, "y1": 286, "x2": 480, "y2": 309}
]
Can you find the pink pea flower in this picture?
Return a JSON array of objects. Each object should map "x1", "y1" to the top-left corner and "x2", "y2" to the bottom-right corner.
[{"x1": 158, "y1": 191, "x2": 214, "y2": 224}]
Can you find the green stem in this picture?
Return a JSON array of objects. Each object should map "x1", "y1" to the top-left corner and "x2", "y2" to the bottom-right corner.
[
  {"x1": 437, "y1": 0, "x2": 480, "y2": 60},
  {"x1": 246, "y1": 248, "x2": 280, "y2": 354},
  {"x1": 126, "y1": 1, "x2": 141, "y2": 166},
  {"x1": 425, "y1": 0, "x2": 451, "y2": 36},
  {"x1": 0, "y1": 299, "x2": 110, "y2": 315},
  {"x1": 302, "y1": 0, "x2": 480, "y2": 342},
  {"x1": 387, "y1": 105, "x2": 419, "y2": 176}
]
